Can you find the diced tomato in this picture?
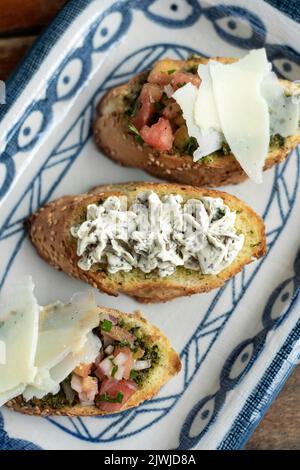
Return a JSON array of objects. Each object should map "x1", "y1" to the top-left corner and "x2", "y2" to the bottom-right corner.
[
  {"x1": 73, "y1": 363, "x2": 92, "y2": 378},
  {"x1": 162, "y1": 100, "x2": 181, "y2": 120},
  {"x1": 140, "y1": 117, "x2": 174, "y2": 152},
  {"x1": 96, "y1": 378, "x2": 137, "y2": 412},
  {"x1": 102, "y1": 325, "x2": 136, "y2": 345},
  {"x1": 171, "y1": 71, "x2": 201, "y2": 90},
  {"x1": 71, "y1": 373, "x2": 98, "y2": 405},
  {"x1": 114, "y1": 346, "x2": 133, "y2": 380},
  {"x1": 148, "y1": 59, "x2": 185, "y2": 86},
  {"x1": 133, "y1": 83, "x2": 163, "y2": 130}
]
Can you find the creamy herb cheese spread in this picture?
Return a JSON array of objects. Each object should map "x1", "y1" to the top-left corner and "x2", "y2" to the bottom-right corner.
[{"x1": 71, "y1": 191, "x2": 244, "y2": 277}]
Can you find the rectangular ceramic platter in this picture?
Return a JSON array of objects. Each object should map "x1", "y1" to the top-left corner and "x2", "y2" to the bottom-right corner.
[{"x1": 0, "y1": 0, "x2": 300, "y2": 450}]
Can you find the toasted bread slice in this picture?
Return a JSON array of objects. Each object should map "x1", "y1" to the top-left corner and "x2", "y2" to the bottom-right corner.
[
  {"x1": 6, "y1": 307, "x2": 181, "y2": 416},
  {"x1": 94, "y1": 56, "x2": 300, "y2": 187},
  {"x1": 27, "y1": 182, "x2": 266, "y2": 303}
]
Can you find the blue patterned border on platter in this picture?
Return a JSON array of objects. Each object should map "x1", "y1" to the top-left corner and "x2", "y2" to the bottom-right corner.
[{"x1": 1, "y1": 0, "x2": 300, "y2": 450}]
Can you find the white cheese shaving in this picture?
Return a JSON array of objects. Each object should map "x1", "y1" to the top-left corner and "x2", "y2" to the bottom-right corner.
[
  {"x1": 173, "y1": 48, "x2": 299, "y2": 183},
  {"x1": 262, "y1": 70, "x2": 299, "y2": 137},
  {"x1": 24, "y1": 332, "x2": 101, "y2": 400},
  {"x1": 23, "y1": 292, "x2": 100, "y2": 400},
  {"x1": 0, "y1": 278, "x2": 101, "y2": 405},
  {"x1": 209, "y1": 49, "x2": 270, "y2": 183},
  {"x1": 173, "y1": 83, "x2": 203, "y2": 143},
  {"x1": 0, "y1": 277, "x2": 39, "y2": 394},
  {"x1": 173, "y1": 83, "x2": 223, "y2": 161},
  {"x1": 194, "y1": 63, "x2": 222, "y2": 132}
]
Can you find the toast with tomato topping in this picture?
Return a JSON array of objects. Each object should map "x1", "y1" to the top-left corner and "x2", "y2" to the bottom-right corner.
[
  {"x1": 94, "y1": 56, "x2": 300, "y2": 187},
  {"x1": 26, "y1": 181, "x2": 266, "y2": 303},
  {"x1": 7, "y1": 307, "x2": 181, "y2": 416}
]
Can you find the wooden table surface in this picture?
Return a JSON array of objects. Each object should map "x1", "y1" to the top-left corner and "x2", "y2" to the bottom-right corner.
[{"x1": 0, "y1": 0, "x2": 299, "y2": 450}]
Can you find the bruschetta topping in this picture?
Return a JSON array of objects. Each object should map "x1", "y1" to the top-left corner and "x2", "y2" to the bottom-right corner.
[
  {"x1": 29, "y1": 317, "x2": 158, "y2": 411},
  {"x1": 125, "y1": 50, "x2": 299, "y2": 183},
  {"x1": 71, "y1": 191, "x2": 244, "y2": 278},
  {"x1": 140, "y1": 117, "x2": 174, "y2": 152},
  {"x1": 133, "y1": 83, "x2": 163, "y2": 130}
]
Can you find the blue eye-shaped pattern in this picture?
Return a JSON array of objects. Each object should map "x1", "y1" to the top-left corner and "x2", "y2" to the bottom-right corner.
[
  {"x1": 56, "y1": 57, "x2": 85, "y2": 101},
  {"x1": 204, "y1": 5, "x2": 266, "y2": 49},
  {"x1": 15, "y1": 100, "x2": 52, "y2": 152},
  {"x1": 139, "y1": 0, "x2": 202, "y2": 28},
  {"x1": 262, "y1": 278, "x2": 295, "y2": 329},
  {"x1": 178, "y1": 246, "x2": 300, "y2": 448},
  {"x1": 0, "y1": 4, "x2": 131, "y2": 198},
  {"x1": 18, "y1": 110, "x2": 45, "y2": 149},
  {"x1": 91, "y1": 4, "x2": 132, "y2": 52},
  {"x1": 178, "y1": 393, "x2": 225, "y2": 448},
  {"x1": 266, "y1": 44, "x2": 300, "y2": 80}
]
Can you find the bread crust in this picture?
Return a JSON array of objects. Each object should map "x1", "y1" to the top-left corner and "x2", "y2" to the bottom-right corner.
[
  {"x1": 27, "y1": 182, "x2": 266, "y2": 303},
  {"x1": 93, "y1": 58, "x2": 300, "y2": 187},
  {"x1": 6, "y1": 308, "x2": 181, "y2": 416}
]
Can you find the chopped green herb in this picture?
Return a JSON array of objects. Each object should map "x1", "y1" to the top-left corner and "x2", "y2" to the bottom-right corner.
[
  {"x1": 128, "y1": 124, "x2": 144, "y2": 145},
  {"x1": 167, "y1": 69, "x2": 176, "y2": 75},
  {"x1": 98, "y1": 392, "x2": 124, "y2": 403},
  {"x1": 213, "y1": 208, "x2": 226, "y2": 221},
  {"x1": 101, "y1": 319, "x2": 112, "y2": 332},
  {"x1": 185, "y1": 64, "x2": 198, "y2": 74},
  {"x1": 130, "y1": 370, "x2": 140, "y2": 381},
  {"x1": 222, "y1": 142, "x2": 231, "y2": 155},
  {"x1": 117, "y1": 318, "x2": 125, "y2": 328},
  {"x1": 185, "y1": 136, "x2": 198, "y2": 156},
  {"x1": 200, "y1": 155, "x2": 214, "y2": 165},
  {"x1": 127, "y1": 98, "x2": 139, "y2": 118},
  {"x1": 154, "y1": 101, "x2": 165, "y2": 112},
  {"x1": 111, "y1": 365, "x2": 118, "y2": 377},
  {"x1": 130, "y1": 325, "x2": 142, "y2": 339},
  {"x1": 119, "y1": 340, "x2": 130, "y2": 348},
  {"x1": 270, "y1": 134, "x2": 285, "y2": 148},
  {"x1": 176, "y1": 82, "x2": 186, "y2": 89}
]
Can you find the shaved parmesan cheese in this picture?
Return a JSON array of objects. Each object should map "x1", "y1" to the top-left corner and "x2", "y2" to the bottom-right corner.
[
  {"x1": 193, "y1": 132, "x2": 223, "y2": 162},
  {"x1": 33, "y1": 292, "x2": 99, "y2": 371},
  {"x1": 23, "y1": 292, "x2": 100, "y2": 400},
  {"x1": 24, "y1": 332, "x2": 101, "y2": 400},
  {"x1": 262, "y1": 71, "x2": 299, "y2": 137},
  {"x1": 0, "y1": 277, "x2": 39, "y2": 393},
  {"x1": 171, "y1": 48, "x2": 299, "y2": 182},
  {"x1": 194, "y1": 63, "x2": 222, "y2": 132},
  {"x1": 173, "y1": 83, "x2": 223, "y2": 161},
  {"x1": 173, "y1": 83, "x2": 202, "y2": 142},
  {"x1": 209, "y1": 49, "x2": 270, "y2": 183},
  {"x1": 0, "y1": 277, "x2": 102, "y2": 406},
  {"x1": 0, "y1": 340, "x2": 6, "y2": 365}
]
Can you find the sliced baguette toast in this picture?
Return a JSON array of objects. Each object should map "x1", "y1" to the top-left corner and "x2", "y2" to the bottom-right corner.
[
  {"x1": 7, "y1": 307, "x2": 181, "y2": 416},
  {"x1": 94, "y1": 56, "x2": 300, "y2": 187},
  {"x1": 27, "y1": 182, "x2": 266, "y2": 303}
]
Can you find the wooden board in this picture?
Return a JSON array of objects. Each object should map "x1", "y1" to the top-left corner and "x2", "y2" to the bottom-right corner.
[
  {"x1": 0, "y1": 0, "x2": 67, "y2": 35},
  {"x1": 246, "y1": 365, "x2": 300, "y2": 449}
]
